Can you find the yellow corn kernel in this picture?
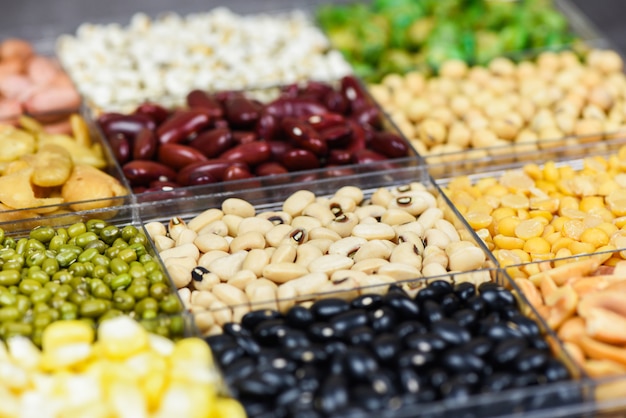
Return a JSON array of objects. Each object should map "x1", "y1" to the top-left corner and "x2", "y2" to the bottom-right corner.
[
  {"x1": 543, "y1": 161, "x2": 559, "y2": 182},
  {"x1": 97, "y1": 316, "x2": 149, "y2": 360},
  {"x1": 42, "y1": 320, "x2": 95, "y2": 352},
  {"x1": 552, "y1": 237, "x2": 575, "y2": 253},
  {"x1": 493, "y1": 234, "x2": 525, "y2": 250},
  {"x1": 523, "y1": 237, "x2": 551, "y2": 254},
  {"x1": 515, "y1": 218, "x2": 545, "y2": 240},
  {"x1": 579, "y1": 196, "x2": 605, "y2": 212},
  {"x1": 530, "y1": 210, "x2": 553, "y2": 223},
  {"x1": 580, "y1": 227, "x2": 610, "y2": 248},
  {"x1": 569, "y1": 241, "x2": 596, "y2": 255},
  {"x1": 497, "y1": 216, "x2": 521, "y2": 237},
  {"x1": 491, "y1": 207, "x2": 517, "y2": 222},
  {"x1": 562, "y1": 219, "x2": 585, "y2": 240},
  {"x1": 465, "y1": 212, "x2": 493, "y2": 229},
  {"x1": 212, "y1": 397, "x2": 248, "y2": 418}
]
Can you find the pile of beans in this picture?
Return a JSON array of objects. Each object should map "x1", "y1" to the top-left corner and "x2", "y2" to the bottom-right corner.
[
  {"x1": 56, "y1": 8, "x2": 352, "y2": 112},
  {"x1": 0, "y1": 219, "x2": 183, "y2": 346},
  {"x1": 0, "y1": 38, "x2": 80, "y2": 130},
  {"x1": 510, "y1": 254, "x2": 626, "y2": 401},
  {"x1": 0, "y1": 316, "x2": 246, "y2": 417},
  {"x1": 98, "y1": 76, "x2": 412, "y2": 194},
  {"x1": 207, "y1": 281, "x2": 579, "y2": 417},
  {"x1": 368, "y1": 49, "x2": 626, "y2": 163},
  {"x1": 145, "y1": 182, "x2": 491, "y2": 336},
  {"x1": 440, "y1": 147, "x2": 626, "y2": 267}
]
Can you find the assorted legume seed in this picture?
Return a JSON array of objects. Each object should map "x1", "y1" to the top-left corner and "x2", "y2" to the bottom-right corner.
[
  {"x1": 369, "y1": 49, "x2": 626, "y2": 162},
  {"x1": 57, "y1": 8, "x2": 352, "y2": 112},
  {"x1": 0, "y1": 219, "x2": 184, "y2": 346},
  {"x1": 146, "y1": 183, "x2": 491, "y2": 336},
  {"x1": 0, "y1": 316, "x2": 245, "y2": 417},
  {"x1": 207, "y1": 281, "x2": 578, "y2": 417},
  {"x1": 98, "y1": 76, "x2": 412, "y2": 194}
]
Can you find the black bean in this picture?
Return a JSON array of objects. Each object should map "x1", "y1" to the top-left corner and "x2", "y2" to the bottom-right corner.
[
  {"x1": 223, "y1": 322, "x2": 252, "y2": 337},
  {"x1": 428, "y1": 368, "x2": 448, "y2": 390},
  {"x1": 236, "y1": 335, "x2": 262, "y2": 357},
  {"x1": 428, "y1": 279, "x2": 454, "y2": 296},
  {"x1": 241, "y1": 309, "x2": 282, "y2": 331},
  {"x1": 371, "y1": 333, "x2": 401, "y2": 364},
  {"x1": 280, "y1": 329, "x2": 310, "y2": 350},
  {"x1": 513, "y1": 372, "x2": 540, "y2": 387},
  {"x1": 367, "y1": 369, "x2": 397, "y2": 397},
  {"x1": 243, "y1": 400, "x2": 274, "y2": 417},
  {"x1": 481, "y1": 372, "x2": 514, "y2": 392},
  {"x1": 257, "y1": 347, "x2": 281, "y2": 366},
  {"x1": 351, "y1": 293, "x2": 383, "y2": 311},
  {"x1": 464, "y1": 336, "x2": 493, "y2": 358},
  {"x1": 395, "y1": 320, "x2": 427, "y2": 341},
  {"x1": 404, "y1": 333, "x2": 447, "y2": 353},
  {"x1": 440, "y1": 375, "x2": 473, "y2": 400},
  {"x1": 254, "y1": 318, "x2": 290, "y2": 345},
  {"x1": 310, "y1": 298, "x2": 350, "y2": 321},
  {"x1": 544, "y1": 358, "x2": 571, "y2": 382},
  {"x1": 516, "y1": 349, "x2": 549, "y2": 373},
  {"x1": 529, "y1": 337, "x2": 550, "y2": 351},
  {"x1": 483, "y1": 321, "x2": 525, "y2": 341},
  {"x1": 440, "y1": 293, "x2": 460, "y2": 316},
  {"x1": 328, "y1": 407, "x2": 369, "y2": 418},
  {"x1": 454, "y1": 282, "x2": 476, "y2": 301},
  {"x1": 430, "y1": 318, "x2": 471, "y2": 346},
  {"x1": 296, "y1": 365, "x2": 322, "y2": 393},
  {"x1": 308, "y1": 322, "x2": 336, "y2": 343},
  {"x1": 493, "y1": 338, "x2": 527, "y2": 365},
  {"x1": 441, "y1": 348, "x2": 485, "y2": 374},
  {"x1": 289, "y1": 345, "x2": 328, "y2": 365},
  {"x1": 464, "y1": 295, "x2": 486, "y2": 316},
  {"x1": 420, "y1": 299, "x2": 444, "y2": 324},
  {"x1": 285, "y1": 305, "x2": 315, "y2": 328},
  {"x1": 451, "y1": 308, "x2": 478, "y2": 329},
  {"x1": 276, "y1": 387, "x2": 304, "y2": 408},
  {"x1": 315, "y1": 375, "x2": 349, "y2": 414},
  {"x1": 224, "y1": 357, "x2": 256, "y2": 386},
  {"x1": 347, "y1": 326, "x2": 376, "y2": 346},
  {"x1": 369, "y1": 306, "x2": 397, "y2": 334},
  {"x1": 204, "y1": 333, "x2": 235, "y2": 353},
  {"x1": 324, "y1": 340, "x2": 348, "y2": 357},
  {"x1": 351, "y1": 385, "x2": 389, "y2": 412},
  {"x1": 509, "y1": 314, "x2": 542, "y2": 337},
  {"x1": 215, "y1": 342, "x2": 245, "y2": 368},
  {"x1": 415, "y1": 286, "x2": 440, "y2": 304},
  {"x1": 237, "y1": 372, "x2": 281, "y2": 397},
  {"x1": 397, "y1": 349, "x2": 436, "y2": 370},
  {"x1": 383, "y1": 291, "x2": 420, "y2": 319},
  {"x1": 329, "y1": 350, "x2": 347, "y2": 375},
  {"x1": 330, "y1": 309, "x2": 369, "y2": 337},
  {"x1": 478, "y1": 283, "x2": 516, "y2": 310},
  {"x1": 343, "y1": 347, "x2": 379, "y2": 380},
  {"x1": 267, "y1": 356, "x2": 299, "y2": 374},
  {"x1": 398, "y1": 368, "x2": 424, "y2": 394}
]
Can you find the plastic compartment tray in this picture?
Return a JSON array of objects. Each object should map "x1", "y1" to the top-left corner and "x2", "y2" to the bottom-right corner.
[
  {"x1": 205, "y1": 268, "x2": 591, "y2": 418},
  {"x1": 0, "y1": 206, "x2": 194, "y2": 341}
]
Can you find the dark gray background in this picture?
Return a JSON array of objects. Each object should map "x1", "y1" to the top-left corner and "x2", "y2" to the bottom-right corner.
[{"x1": 0, "y1": 1, "x2": 622, "y2": 54}]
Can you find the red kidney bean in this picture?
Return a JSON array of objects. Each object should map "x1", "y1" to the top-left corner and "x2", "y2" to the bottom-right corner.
[
  {"x1": 97, "y1": 112, "x2": 125, "y2": 127},
  {"x1": 177, "y1": 159, "x2": 247, "y2": 186},
  {"x1": 134, "y1": 102, "x2": 170, "y2": 125},
  {"x1": 324, "y1": 90, "x2": 349, "y2": 114},
  {"x1": 280, "y1": 83, "x2": 300, "y2": 99},
  {"x1": 108, "y1": 133, "x2": 131, "y2": 164},
  {"x1": 158, "y1": 143, "x2": 209, "y2": 170},
  {"x1": 232, "y1": 131, "x2": 257, "y2": 145},
  {"x1": 325, "y1": 167, "x2": 355, "y2": 177},
  {"x1": 254, "y1": 161, "x2": 289, "y2": 176},
  {"x1": 101, "y1": 114, "x2": 156, "y2": 139},
  {"x1": 264, "y1": 98, "x2": 327, "y2": 119},
  {"x1": 341, "y1": 75, "x2": 369, "y2": 114},
  {"x1": 156, "y1": 110, "x2": 211, "y2": 144},
  {"x1": 345, "y1": 121, "x2": 367, "y2": 153},
  {"x1": 281, "y1": 148, "x2": 320, "y2": 171},
  {"x1": 307, "y1": 113, "x2": 345, "y2": 131},
  {"x1": 186, "y1": 90, "x2": 224, "y2": 119},
  {"x1": 122, "y1": 160, "x2": 177, "y2": 186},
  {"x1": 189, "y1": 128, "x2": 234, "y2": 158},
  {"x1": 266, "y1": 140, "x2": 293, "y2": 161},
  {"x1": 370, "y1": 131, "x2": 410, "y2": 158},
  {"x1": 351, "y1": 149, "x2": 387, "y2": 165},
  {"x1": 223, "y1": 165, "x2": 254, "y2": 181},
  {"x1": 214, "y1": 90, "x2": 245, "y2": 103},
  {"x1": 328, "y1": 149, "x2": 352, "y2": 165},
  {"x1": 133, "y1": 128, "x2": 158, "y2": 161},
  {"x1": 224, "y1": 97, "x2": 261, "y2": 128},
  {"x1": 220, "y1": 141, "x2": 271, "y2": 166},
  {"x1": 148, "y1": 180, "x2": 180, "y2": 190},
  {"x1": 281, "y1": 117, "x2": 327, "y2": 156},
  {"x1": 255, "y1": 112, "x2": 280, "y2": 140},
  {"x1": 352, "y1": 105, "x2": 382, "y2": 129},
  {"x1": 213, "y1": 119, "x2": 230, "y2": 129},
  {"x1": 301, "y1": 81, "x2": 334, "y2": 102},
  {"x1": 320, "y1": 124, "x2": 352, "y2": 148}
]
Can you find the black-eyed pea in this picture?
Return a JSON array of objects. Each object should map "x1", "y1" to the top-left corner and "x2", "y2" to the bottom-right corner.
[
  {"x1": 257, "y1": 211, "x2": 293, "y2": 226},
  {"x1": 422, "y1": 245, "x2": 449, "y2": 268},
  {"x1": 370, "y1": 188, "x2": 394, "y2": 207},
  {"x1": 391, "y1": 191, "x2": 436, "y2": 216},
  {"x1": 222, "y1": 214, "x2": 243, "y2": 237},
  {"x1": 191, "y1": 267, "x2": 220, "y2": 291},
  {"x1": 187, "y1": 208, "x2": 224, "y2": 232},
  {"x1": 424, "y1": 228, "x2": 451, "y2": 250},
  {"x1": 160, "y1": 242, "x2": 200, "y2": 263},
  {"x1": 191, "y1": 289, "x2": 218, "y2": 309},
  {"x1": 265, "y1": 224, "x2": 293, "y2": 247},
  {"x1": 295, "y1": 243, "x2": 324, "y2": 267},
  {"x1": 328, "y1": 196, "x2": 357, "y2": 215},
  {"x1": 277, "y1": 284, "x2": 298, "y2": 312},
  {"x1": 222, "y1": 197, "x2": 255, "y2": 218},
  {"x1": 330, "y1": 269, "x2": 368, "y2": 284},
  {"x1": 418, "y1": 119, "x2": 446, "y2": 147},
  {"x1": 351, "y1": 223, "x2": 396, "y2": 240},
  {"x1": 447, "y1": 122, "x2": 471, "y2": 148},
  {"x1": 351, "y1": 258, "x2": 389, "y2": 274},
  {"x1": 369, "y1": 83, "x2": 391, "y2": 105},
  {"x1": 319, "y1": 276, "x2": 360, "y2": 301},
  {"x1": 195, "y1": 311, "x2": 215, "y2": 334},
  {"x1": 378, "y1": 263, "x2": 421, "y2": 281},
  {"x1": 198, "y1": 250, "x2": 229, "y2": 269},
  {"x1": 226, "y1": 269, "x2": 257, "y2": 290},
  {"x1": 333, "y1": 185, "x2": 364, "y2": 205},
  {"x1": 271, "y1": 244, "x2": 298, "y2": 264},
  {"x1": 470, "y1": 129, "x2": 498, "y2": 149},
  {"x1": 168, "y1": 217, "x2": 187, "y2": 241},
  {"x1": 434, "y1": 219, "x2": 461, "y2": 242},
  {"x1": 574, "y1": 118, "x2": 605, "y2": 142},
  {"x1": 291, "y1": 215, "x2": 322, "y2": 231},
  {"x1": 355, "y1": 274, "x2": 396, "y2": 295},
  {"x1": 308, "y1": 227, "x2": 341, "y2": 242},
  {"x1": 154, "y1": 235, "x2": 175, "y2": 252},
  {"x1": 178, "y1": 287, "x2": 191, "y2": 308},
  {"x1": 380, "y1": 209, "x2": 416, "y2": 226},
  {"x1": 229, "y1": 231, "x2": 266, "y2": 252},
  {"x1": 416, "y1": 207, "x2": 444, "y2": 231},
  {"x1": 308, "y1": 254, "x2": 354, "y2": 275},
  {"x1": 194, "y1": 233, "x2": 230, "y2": 253},
  {"x1": 389, "y1": 242, "x2": 423, "y2": 269},
  {"x1": 306, "y1": 238, "x2": 334, "y2": 253},
  {"x1": 247, "y1": 284, "x2": 278, "y2": 311},
  {"x1": 448, "y1": 246, "x2": 486, "y2": 271},
  {"x1": 397, "y1": 230, "x2": 426, "y2": 251},
  {"x1": 198, "y1": 220, "x2": 229, "y2": 237},
  {"x1": 326, "y1": 212, "x2": 359, "y2": 237},
  {"x1": 175, "y1": 228, "x2": 198, "y2": 246},
  {"x1": 212, "y1": 283, "x2": 249, "y2": 310},
  {"x1": 410, "y1": 138, "x2": 428, "y2": 155},
  {"x1": 281, "y1": 227, "x2": 308, "y2": 246},
  {"x1": 145, "y1": 221, "x2": 167, "y2": 239},
  {"x1": 166, "y1": 251, "x2": 204, "y2": 285},
  {"x1": 444, "y1": 241, "x2": 476, "y2": 259},
  {"x1": 285, "y1": 272, "x2": 329, "y2": 298},
  {"x1": 242, "y1": 248, "x2": 270, "y2": 277},
  {"x1": 302, "y1": 202, "x2": 335, "y2": 225},
  {"x1": 352, "y1": 239, "x2": 393, "y2": 262},
  {"x1": 358, "y1": 216, "x2": 379, "y2": 225},
  {"x1": 207, "y1": 251, "x2": 248, "y2": 281},
  {"x1": 422, "y1": 262, "x2": 448, "y2": 278},
  {"x1": 354, "y1": 204, "x2": 387, "y2": 221},
  {"x1": 283, "y1": 190, "x2": 316, "y2": 217},
  {"x1": 210, "y1": 300, "x2": 232, "y2": 326},
  {"x1": 236, "y1": 217, "x2": 274, "y2": 237},
  {"x1": 263, "y1": 262, "x2": 309, "y2": 284}
]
